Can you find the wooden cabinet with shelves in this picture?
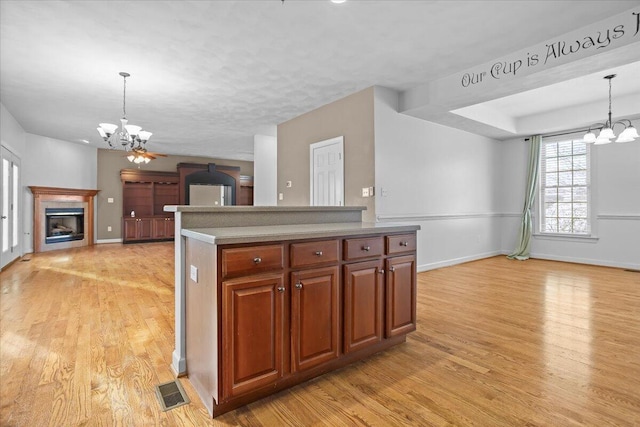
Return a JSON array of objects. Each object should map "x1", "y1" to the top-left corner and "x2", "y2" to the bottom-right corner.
[
  {"x1": 186, "y1": 230, "x2": 417, "y2": 417},
  {"x1": 120, "y1": 169, "x2": 179, "y2": 243}
]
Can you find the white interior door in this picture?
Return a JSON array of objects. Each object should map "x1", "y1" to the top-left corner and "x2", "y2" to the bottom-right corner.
[
  {"x1": 1, "y1": 146, "x2": 21, "y2": 270},
  {"x1": 310, "y1": 136, "x2": 344, "y2": 206}
]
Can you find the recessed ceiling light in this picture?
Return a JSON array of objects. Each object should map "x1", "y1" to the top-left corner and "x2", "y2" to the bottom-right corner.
[
  {"x1": 81, "y1": 139, "x2": 90, "y2": 144},
  {"x1": 331, "y1": 0, "x2": 346, "y2": 3}
]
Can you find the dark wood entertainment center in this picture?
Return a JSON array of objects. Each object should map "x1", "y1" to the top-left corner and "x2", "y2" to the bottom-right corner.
[{"x1": 120, "y1": 163, "x2": 253, "y2": 243}]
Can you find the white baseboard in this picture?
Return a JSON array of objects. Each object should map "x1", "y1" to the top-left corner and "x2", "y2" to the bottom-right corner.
[
  {"x1": 417, "y1": 250, "x2": 503, "y2": 272},
  {"x1": 97, "y1": 238, "x2": 123, "y2": 244},
  {"x1": 528, "y1": 252, "x2": 640, "y2": 271}
]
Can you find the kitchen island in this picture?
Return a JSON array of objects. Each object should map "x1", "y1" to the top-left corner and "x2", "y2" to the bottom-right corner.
[{"x1": 165, "y1": 206, "x2": 419, "y2": 417}]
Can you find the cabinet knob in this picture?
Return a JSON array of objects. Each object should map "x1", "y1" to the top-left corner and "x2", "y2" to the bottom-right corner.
[
  {"x1": 389, "y1": 266, "x2": 396, "y2": 272},
  {"x1": 277, "y1": 286, "x2": 285, "y2": 293},
  {"x1": 295, "y1": 282, "x2": 303, "y2": 290},
  {"x1": 362, "y1": 246, "x2": 371, "y2": 252},
  {"x1": 315, "y1": 251, "x2": 323, "y2": 256},
  {"x1": 253, "y1": 257, "x2": 262, "y2": 264},
  {"x1": 379, "y1": 269, "x2": 385, "y2": 274},
  {"x1": 400, "y1": 241, "x2": 409, "y2": 247}
]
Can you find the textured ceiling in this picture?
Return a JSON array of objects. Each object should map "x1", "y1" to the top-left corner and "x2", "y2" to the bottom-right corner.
[{"x1": 1, "y1": 1, "x2": 638, "y2": 161}]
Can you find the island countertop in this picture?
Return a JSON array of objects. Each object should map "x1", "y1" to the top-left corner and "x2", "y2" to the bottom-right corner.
[{"x1": 181, "y1": 222, "x2": 420, "y2": 245}]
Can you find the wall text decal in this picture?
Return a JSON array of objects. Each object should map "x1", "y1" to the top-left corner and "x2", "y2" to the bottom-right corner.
[{"x1": 461, "y1": 11, "x2": 639, "y2": 88}]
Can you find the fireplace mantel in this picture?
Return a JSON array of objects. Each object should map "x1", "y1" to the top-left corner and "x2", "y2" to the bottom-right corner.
[{"x1": 29, "y1": 186, "x2": 99, "y2": 253}]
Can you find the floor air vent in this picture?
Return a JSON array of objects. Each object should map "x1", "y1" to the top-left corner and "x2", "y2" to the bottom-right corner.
[{"x1": 155, "y1": 379, "x2": 190, "y2": 411}]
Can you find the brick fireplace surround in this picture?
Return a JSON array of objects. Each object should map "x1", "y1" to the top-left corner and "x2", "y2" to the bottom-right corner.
[{"x1": 29, "y1": 186, "x2": 99, "y2": 253}]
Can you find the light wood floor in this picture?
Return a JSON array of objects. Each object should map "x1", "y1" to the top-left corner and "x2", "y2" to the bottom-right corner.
[{"x1": 1, "y1": 243, "x2": 639, "y2": 426}]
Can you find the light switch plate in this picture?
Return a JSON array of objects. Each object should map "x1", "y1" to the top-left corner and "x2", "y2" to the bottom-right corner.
[
  {"x1": 190, "y1": 265, "x2": 198, "y2": 283},
  {"x1": 362, "y1": 187, "x2": 370, "y2": 197},
  {"x1": 279, "y1": 193, "x2": 284, "y2": 200},
  {"x1": 286, "y1": 181, "x2": 292, "y2": 188},
  {"x1": 107, "y1": 197, "x2": 114, "y2": 203}
]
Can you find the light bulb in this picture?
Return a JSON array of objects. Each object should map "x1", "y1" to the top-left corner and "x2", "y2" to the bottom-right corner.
[
  {"x1": 599, "y1": 127, "x2": 615, "y2": 139},
  {"x1": 583, "y1": 131, "x2": 596, "y2": 143}
]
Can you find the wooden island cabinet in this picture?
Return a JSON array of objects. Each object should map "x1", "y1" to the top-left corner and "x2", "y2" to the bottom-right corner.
[{"x1": 182, "y1": 223, "x2": 418, "y2": 417}]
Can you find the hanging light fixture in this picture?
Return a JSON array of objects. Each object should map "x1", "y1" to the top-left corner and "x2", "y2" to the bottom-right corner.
[
  {"x1": 97, "y1": 72, "x2": 154, "y2": 162},
  {"x1": 583, "y1": 74, "x2": 638, "y2": 145}
]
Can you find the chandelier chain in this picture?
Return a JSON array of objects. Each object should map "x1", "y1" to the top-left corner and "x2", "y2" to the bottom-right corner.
[
  {"x1": 122, "y1": 74, "x2": 127, "y2": 118},
  {"x1": 608, "y1": 76, "x2": 612, "y2": 127}
]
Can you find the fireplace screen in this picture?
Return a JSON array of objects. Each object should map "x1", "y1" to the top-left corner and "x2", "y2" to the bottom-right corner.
[{"x1": 45, "y1": 208, "x2": 84, "y2": 244}]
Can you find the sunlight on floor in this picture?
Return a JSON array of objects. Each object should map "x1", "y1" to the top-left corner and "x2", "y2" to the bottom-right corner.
[{"x1": 544, "y1": 273, "x2": 592, "y2": 396}]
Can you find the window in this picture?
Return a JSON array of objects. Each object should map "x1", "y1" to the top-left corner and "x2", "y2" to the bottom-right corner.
[{"x1": 539, "y1": 139, "x2": 591, "y2": 235}]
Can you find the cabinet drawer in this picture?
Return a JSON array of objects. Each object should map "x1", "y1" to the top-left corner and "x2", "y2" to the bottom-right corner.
[
  {"x1": 386, "y1": 233, "x2": 416, "y2": 255},
  {"x1": 343, "y1": 236, "x2": 384, "y2": 261},
  {"x1": 290, "y1": 239, "x2": 340, "y2": 268},
  {"x1": 222, "y1": 244, "x2": 284, "y2": 278}
]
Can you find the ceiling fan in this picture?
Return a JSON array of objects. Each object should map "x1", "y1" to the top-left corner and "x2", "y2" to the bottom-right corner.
[{"x1": 125, "y1": 146, "x2": 167, "y2": 164}]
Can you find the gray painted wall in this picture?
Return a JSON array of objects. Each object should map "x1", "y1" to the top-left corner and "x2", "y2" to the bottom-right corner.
[{"x1": 277, "y1": 87, "x2": 376, "y2": 222}]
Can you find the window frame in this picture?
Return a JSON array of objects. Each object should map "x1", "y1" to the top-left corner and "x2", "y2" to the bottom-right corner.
[{"x1": 535, "y1": 135, "x2": 598, "y2": 240}]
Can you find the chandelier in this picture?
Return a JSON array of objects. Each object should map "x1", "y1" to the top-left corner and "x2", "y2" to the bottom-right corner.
[
  {"x1": 583, "y1": 74, "x2": 638, "y2": 145},
  {"x1": 97, "y1": 72, "x2": 154, "y2": 163}
]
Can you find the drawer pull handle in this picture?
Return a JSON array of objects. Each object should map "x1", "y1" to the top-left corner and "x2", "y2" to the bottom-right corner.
[
  {"x1": 389, "y1": 266, "x2": 396, "y2": 272},
  {"x1": 315, "y1": 251, "x2": 323, "y2": 256},
  {"x1": 295, "y1": 282, "x2": 303, "y2": 290},
  {"x1": 400, "y1": 241, "x2": 409, "y2": 247},
  {"x1": 277, "y1": 286, "x2": 285, "y2": 293},
  {"x1": 253, "y1": 257, "x2": 262, "y2": 264},
  {"x1": 362, "y1": 246, "x2": 371, "y2": 252}
]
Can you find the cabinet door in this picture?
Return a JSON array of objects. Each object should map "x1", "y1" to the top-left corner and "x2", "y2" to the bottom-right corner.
[
  {"x1": 165, "y1": 218, "x2": 175, "y2": 238},
  {"x1": 123, "y1": 218, "x2": 138, "y2": 241},
  {"x1": 152, "y1": 218, "x2": 167, "y2": 239},
  {"x1": 222, "y1": 274, "x2": 284, "y2": 398},
  {"x1": 385, "y1": 255, "x2": 417, "y2": 337},
  {"x1": 291, "y1": 266, "x2": 340, "y2": 372},
  {"x1": 152, "y1": 218, "x2": 174, "y2": 239},
  {"x1": 343, "y1": 260, "x2": 384, "y2": 353},
  {"x1": 137, "y1": 218, "x2": 153, "y2": 239}
]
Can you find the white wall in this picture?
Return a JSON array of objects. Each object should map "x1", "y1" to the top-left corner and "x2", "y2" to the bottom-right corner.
[
  {"x1": 253, "y1": 134, "x2": 277, "y2": 206},
  {"x1": 22, "y1": 133, "x2": 98, "y2": 253},
  {"x1": 1, "y1": 103, "x2": 27, "y2": 156},
  {"x1": 374, "y1": 87, "x2": 503, "y2": 271},
  {"x1": 500, "y1": 121, "x2": 640, "y2": 269}
]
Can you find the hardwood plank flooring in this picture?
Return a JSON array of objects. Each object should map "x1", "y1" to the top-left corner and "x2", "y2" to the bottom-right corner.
[{"x1": 1, "y1": 243, "x2": 638, "y2": 426}]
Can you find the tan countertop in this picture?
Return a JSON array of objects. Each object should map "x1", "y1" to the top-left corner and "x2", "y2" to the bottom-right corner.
[{"x1": 181, "y1": 222, "x2": 420, "y2": 245}]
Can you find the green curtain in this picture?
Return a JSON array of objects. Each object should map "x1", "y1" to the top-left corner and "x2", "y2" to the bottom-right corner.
[{"x1": 508, "y1": 135, "x2": 541, "y2": 261}]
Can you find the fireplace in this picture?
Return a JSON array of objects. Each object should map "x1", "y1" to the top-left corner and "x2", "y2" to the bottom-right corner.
[
  {"x1": 29, "y1": 186, "x2": 99, "y2": 253},
  {"x1": 45, "y1": 208, "x2": 85, "y2": 244}
]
